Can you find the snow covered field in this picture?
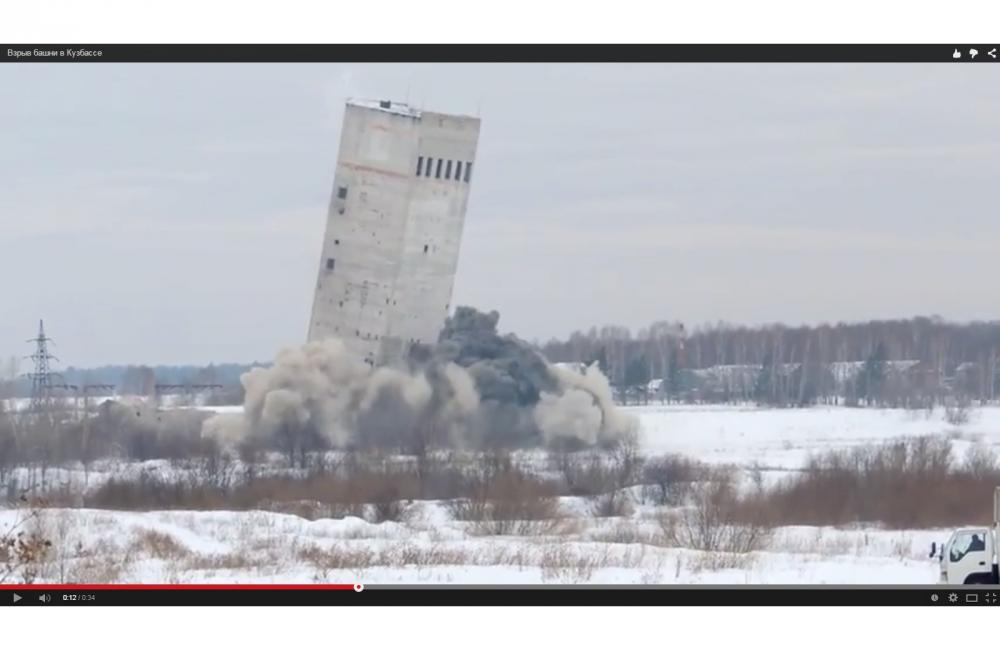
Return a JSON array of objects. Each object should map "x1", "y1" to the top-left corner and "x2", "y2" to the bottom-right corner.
[
  {"x1": 6, "y1": 403, "x2": 998, "y2": 585},
  {"x1": 632, "y1": 403, "x2": 1000, "y2": 470},
  {"x1": 0, "y1": 506, "x2": 946, "y2": 585}
]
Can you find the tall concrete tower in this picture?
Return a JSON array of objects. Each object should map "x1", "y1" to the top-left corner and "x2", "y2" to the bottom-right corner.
[{"x1": 307, "y1": 99, "x2": 481, "y2": 365}]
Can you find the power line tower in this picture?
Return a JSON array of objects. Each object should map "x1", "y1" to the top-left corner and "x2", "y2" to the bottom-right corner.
[{"x1": 25, "y1": 319, "x2": 61, "y2": 412}]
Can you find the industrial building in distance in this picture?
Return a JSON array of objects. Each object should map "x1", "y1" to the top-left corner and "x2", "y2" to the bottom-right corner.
[{"x1": 307, "y1": 99, "x2": 481, "y2": 365}]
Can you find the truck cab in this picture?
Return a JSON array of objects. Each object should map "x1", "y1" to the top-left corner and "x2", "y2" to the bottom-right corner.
[{"x1": 933, "y1": 488, "x2": 1000, "y2": 585}]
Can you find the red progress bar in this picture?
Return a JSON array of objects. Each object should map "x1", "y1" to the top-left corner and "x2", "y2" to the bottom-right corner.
[{"x1": 0, "y1": 584, "x2": 358, "y2": 590}]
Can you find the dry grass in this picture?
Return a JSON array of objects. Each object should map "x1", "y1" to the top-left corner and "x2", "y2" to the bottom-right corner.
[
  {"x1": 539, "y1": 544, "x2": 605, "y2": 582},
  {"x1": 741, "y1": 436, "x2": 1000, "y2": 528},
  {"x1": 66, "y1": 554, "x2": 129, "y2": 583},
  {"x1": 296, "y1": 542, "x2": 539, "y2": 574},
  {"x1": 76, "y1": 460, "x2": 459, "y2": 521},
  {"x1": 61, "y1": 537, "x2": 133, "y2": 584},
  {"x1": 181, "y1": 551, "x2": 257, "y2": 571},
  {"x1": 685, "y1": 551, "x2": 757, "y2": 573},
  {"x1": 129, "y1": 528, "x2": 189, "y2": 560}
]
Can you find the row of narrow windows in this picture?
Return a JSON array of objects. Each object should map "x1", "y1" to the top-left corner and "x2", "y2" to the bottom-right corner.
[{"x1": 416, "y1": 156, "x2": 472, "y2": 182}]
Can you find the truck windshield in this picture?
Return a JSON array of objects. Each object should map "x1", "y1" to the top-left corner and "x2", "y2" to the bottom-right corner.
[{"x1": 950, "y1": 531, "x2": 986, "y2": 562}]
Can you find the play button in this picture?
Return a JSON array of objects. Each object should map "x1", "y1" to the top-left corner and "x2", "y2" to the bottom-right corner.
[{"x1": 12, "y1": 593, "x2": 21, "y2": 603}]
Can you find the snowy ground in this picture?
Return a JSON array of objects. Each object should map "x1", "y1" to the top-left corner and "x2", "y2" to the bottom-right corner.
[
  {"x1": 0, "y1": 506, "x2": 946, "y2": 585},
  {"x1": 5, "y1": 403, "x2": 996, "y2": 585},
  {"x1": 632, "y1": 403, "x2": 1000, "y2": 470}
]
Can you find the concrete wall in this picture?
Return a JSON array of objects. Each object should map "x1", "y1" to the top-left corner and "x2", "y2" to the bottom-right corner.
[{"x1": 307, "y1": 100, "x2": 480, "y2": 365}]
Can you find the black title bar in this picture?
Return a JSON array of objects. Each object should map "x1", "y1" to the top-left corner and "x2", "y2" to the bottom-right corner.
[{"x1": 1, "y1": 44, "x2": 999, "y2": 63}]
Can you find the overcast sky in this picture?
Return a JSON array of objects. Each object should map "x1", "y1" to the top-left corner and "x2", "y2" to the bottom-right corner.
[{"x1": 1, "y1": 63, "x2": 998, "y2": 367}]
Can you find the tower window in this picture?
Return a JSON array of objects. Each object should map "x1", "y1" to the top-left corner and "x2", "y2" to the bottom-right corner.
[
  {"x1": 337, "y1": 186, "x2": 348, "y2": 199},
  {"x1": 416, "y1": 156, "x2": 424, "y2": 176},
  {"x1": 455, "y1": 161, "x2": 463, "y2": 181},
  {"x1": 435, "y1": 158, "x2": 442, "y2": 179},
  {"x1": 445, "y1": 160, "x2": 453, "y2": 179},
  {"x1": 425, "y1": 158, "x2": 433, "y2": 177},
  {"x1": 463, "y1": 163, "x2": 472, "y2": 183},
  {"x1": 334, "y1": 239, "x2": 340, "y2": 245},
  {"x1": 326, "y1": 258, "x2": 336, "y2": 271},
  {"x1": 423, "y1": 244, "x2": 429, "y2": 253}
]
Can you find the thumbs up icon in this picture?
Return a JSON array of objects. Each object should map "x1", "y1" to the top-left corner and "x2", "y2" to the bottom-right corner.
[{"x1": 953, "y1": 49, "x2": 962, "y2": 59}]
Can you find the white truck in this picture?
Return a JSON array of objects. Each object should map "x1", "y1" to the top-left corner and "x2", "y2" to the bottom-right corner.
[{"x1": 931, "y1": 487, "x2": 1000, "y2": 584}]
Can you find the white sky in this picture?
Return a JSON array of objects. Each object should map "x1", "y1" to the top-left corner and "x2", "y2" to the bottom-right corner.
[{"x1": 2, "y1": 62, "x2": 998, "y2": 366}]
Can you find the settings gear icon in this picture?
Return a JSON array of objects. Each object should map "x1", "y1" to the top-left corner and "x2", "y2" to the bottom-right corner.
[{"x1": 949, "y1": 593, "x2": 959, "y2": 603}]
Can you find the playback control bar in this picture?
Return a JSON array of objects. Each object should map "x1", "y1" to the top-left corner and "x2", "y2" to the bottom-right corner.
[{"x1": 1, "y1": 585, "x2": 999, "y2": 606}]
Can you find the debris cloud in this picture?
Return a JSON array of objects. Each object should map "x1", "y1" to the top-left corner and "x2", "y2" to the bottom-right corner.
[{"x1": 203, "y1": 307, "x2": 638, "y2": 453}]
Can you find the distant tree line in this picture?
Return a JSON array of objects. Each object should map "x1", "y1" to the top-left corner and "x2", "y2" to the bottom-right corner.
[
  {"x1": 3, "y1": 316, "x2": 999, "y2": 409},
  {"x1": 0, "y1": 361, "x2": 260, "y2": 402},
  {"x1": 541, "y1": 316, "x2": 1000, "y2": 407}
]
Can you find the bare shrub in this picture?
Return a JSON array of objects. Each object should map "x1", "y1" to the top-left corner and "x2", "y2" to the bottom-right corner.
[
  {"x1": 589, "y1": 490, "x2": 633, "y2": 518},
  {"x1": 0, "y1": 492, "x2": 53, "y2": 583},
  {"x1": 642, "y1": 454, "x2": 704, "y2": 505},
  {"x1": 449, "y1": 453, "x2": 561, "y2": 536},
  {"x1": 962, "y1": 444, "x2": 999, "y2": 480},
  {"x1": 944, "y1": 398, "x2": 973, "y2": 426},
  {"x1": 81, "y1": 458, "x2": 429, "y2": 522},
  {"x1": 607, "y1": 431, "x2": 643, "y2": 489},
  {"x1": 556, "y1": 435, "x2": 644, "y2": 499},
  {"x1": 555, "y1": 452, "x2": 615, "y2": 497},
  {"x1": 85, "y1": 470, "x2": 230, "y2": 510},
  {"x1": 662, "y1": 472, "x2": 772, "y2": 553},
  {"x1": 749, "y1": 436, "x2": 1000, "y2": 528},
  {"x1": 371, "y1": 492, "x2": 406, "y2": 524}
]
